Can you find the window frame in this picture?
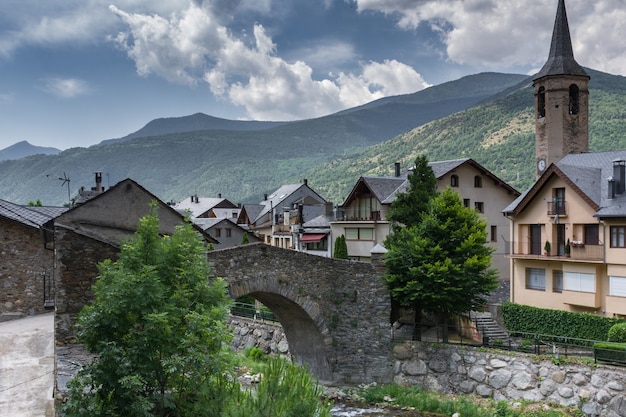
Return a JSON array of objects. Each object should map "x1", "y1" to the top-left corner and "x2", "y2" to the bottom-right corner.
[
  {"x1": 611, "y1": 226, "x2": 626, "y2": 248},
  {"x1": 564, "y1": 271, "x2": 595, "y2": 293},
  {"x1": 526, "y1": 268, "x2": 546, "y2": 291}
]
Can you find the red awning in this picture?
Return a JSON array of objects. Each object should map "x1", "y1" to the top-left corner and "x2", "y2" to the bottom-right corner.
[{"x1": 300, "y1": 234, "x2": 327, "y2": 242}]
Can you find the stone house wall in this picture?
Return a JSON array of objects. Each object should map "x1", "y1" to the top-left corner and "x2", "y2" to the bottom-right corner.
[
  {"x1": 0, "y1": 217, "x2": 54, "y2": 317},
  {"x1": 393, "y1": 341, "x2": 626, "y2": 417},
  {"x1": 54, "y1": 228, "x2": 119, "y2": 344}
]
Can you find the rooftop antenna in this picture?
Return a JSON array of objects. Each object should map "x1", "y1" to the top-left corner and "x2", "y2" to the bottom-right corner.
[{"x1": 47, "y1": 172, "x2": 71, "y2": 206}]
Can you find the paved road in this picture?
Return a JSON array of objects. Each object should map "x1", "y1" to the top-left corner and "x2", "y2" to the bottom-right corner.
[{"x1": 0, "y1": 313, "x2": 55, "y2": 417}]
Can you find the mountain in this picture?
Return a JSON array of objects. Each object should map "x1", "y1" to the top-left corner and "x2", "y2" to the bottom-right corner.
[
  {"x1": 0, "y1": 141, "x2": 61, "y2": 161},
  {"x1": 0, "y1": 72, "x2": 528, "y2": 206},
  {"x1": 302, "y1": 68, "x2": 626, "y2": 203},
  {"x1": 97, "y1": 113, "x2": 287, "y2": 146}
]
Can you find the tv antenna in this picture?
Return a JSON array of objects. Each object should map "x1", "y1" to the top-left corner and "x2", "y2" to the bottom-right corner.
[{"x1": 47, "y1": 172, "x2": 71, "y2": 206}]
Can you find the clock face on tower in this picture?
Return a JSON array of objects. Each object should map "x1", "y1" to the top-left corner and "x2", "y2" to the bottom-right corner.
[{"x1": 537, "y1": 158, "x2": 546, "y2": 173}]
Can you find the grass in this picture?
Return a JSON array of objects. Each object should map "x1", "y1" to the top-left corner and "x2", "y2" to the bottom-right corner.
[{"x1": 353, "y1": 383, "x2": 586, "y2": 417}]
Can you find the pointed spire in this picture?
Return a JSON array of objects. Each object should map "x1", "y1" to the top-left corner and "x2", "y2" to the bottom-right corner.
[{"x1": 533, "y1": 0, "x2": 588, "y2": 80}]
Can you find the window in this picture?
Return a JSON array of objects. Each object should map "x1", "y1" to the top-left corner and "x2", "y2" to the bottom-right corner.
[
  {"x1": 475, "y1": 202, "x2": 484, "y2": 213},
  {"x1": 584, "y1": 224, "x2": 599, "y2": 245},
  {"x1": 474, "y1": 176, "x2": 482, "y2": 188},
  {"x1": 450, "y1": 175, "x2": 459, "y2": 187},
  {"x1": 565, "y1": 272, "x2": 595, "y2": 293},
  {"x1": 538, "y1": 86, "x2": 546, "y2": 118},
  {"x1": 225, "y1": 228, "x2": 232, "y2": 238},
  {"x1": 215, "y1": 228, "x2": 221, "y2": 238},
  {"x1": 526, "y1": 268, "x2": 546, "y2": 291},
  {"x1": 611, "y1": 226, "x2": 626, "y2": 248},
  {"x1": 305, "y1": 239, "x2": 328, "y2": 251},
  {"x1": 549, "y1": 188, "x2": 566, "y2": 215},
  {"x1": 610, "y1": 276, "x2": 626, "y2": 297},
  {"x1": 569, "y1": 84, "x2": 579, "y2": 115},
  {"x1": 463, "y1": 199, "x2": 470, "y2": 208},
  {"x1": 553, "y1": 270, "x2": 563, "y2": 293},
  {"x1": 490, "y1": 226, "x2": 497, "y2": 242},
  {"x1": 345, "y1": 227, "x2": 373, "y2": 241}
]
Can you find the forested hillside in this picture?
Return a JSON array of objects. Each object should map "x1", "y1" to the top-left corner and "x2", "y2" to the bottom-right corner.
[
  {"x1": 0, "y1": 73, "x2": 526, "y2": 206},
  {"x1": 304, "y1": 69, "x2": 626, "y2": 204},
  {"x1": 1, "y1": 70, "x2": 625, "y2": 207}
]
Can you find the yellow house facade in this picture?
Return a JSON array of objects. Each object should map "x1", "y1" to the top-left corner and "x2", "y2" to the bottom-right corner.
[{"x1": 504, "y1": 152, "x2": 626, "y2": 317}]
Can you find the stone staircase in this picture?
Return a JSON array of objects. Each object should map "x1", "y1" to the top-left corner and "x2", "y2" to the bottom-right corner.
[{"x1": 471, "y1": 311, "x2": 510, "y2": 346}]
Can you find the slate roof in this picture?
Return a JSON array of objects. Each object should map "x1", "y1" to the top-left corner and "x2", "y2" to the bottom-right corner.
[
  {"x1": 351, "y1": 158, "x2": 518, "y2": 207},
  {"x1": 192, "y1": 217, "x2": 236, "y2": 231},
  {"x1": 503, "y1": 151, "x2": 626, "y2": 218},
  {"x1": 533, "y1": 0, "x2": 588, "y2": 80},
  {"x1": 0, "y1": 199, "x2": 66, "y2": 228},
  {"x1": 173, "y1": 197, "x2": 236, "y2": 218},
  {"x1": 253, "y1": 183, "x2": 326, "y2": 224}
]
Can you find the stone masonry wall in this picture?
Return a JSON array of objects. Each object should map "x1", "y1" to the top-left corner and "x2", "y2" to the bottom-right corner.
[
  {"x1": 0, "y1": 217, "x2": 54, "y2": 318},
  {"x1": 228, "y1": 316, "x2": 290, "y2": 356},
  {"x1": 393, "y1": 341, "x2": 626, "y2": 417},
  {"x1": 54, "y1": 228, "x2": 119, "y2": 344}
]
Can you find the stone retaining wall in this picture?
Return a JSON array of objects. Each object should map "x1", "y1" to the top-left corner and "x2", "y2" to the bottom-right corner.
[
  {"x1": 228, "y1": 316, "x2": 289, "y2": 356},
  {"x1": 393, "y1": 341, "x2": 626, "y2": 417}
]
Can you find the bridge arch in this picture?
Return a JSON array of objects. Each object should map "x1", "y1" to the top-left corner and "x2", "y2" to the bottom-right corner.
[{"x1": 208, "y1": 243, "x2": 393, "y2": 383}]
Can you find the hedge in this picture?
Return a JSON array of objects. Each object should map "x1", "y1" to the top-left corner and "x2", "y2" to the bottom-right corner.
[{"x1": 501, "y1": 302, "x2": 626, "y2": 342}]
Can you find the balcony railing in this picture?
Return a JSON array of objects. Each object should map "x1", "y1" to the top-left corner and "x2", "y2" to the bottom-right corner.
[
  {"x1": 547, "y1": 200, "x2": 567, "y2": 216},
  {"x1": 507, "y1": 241, "x2": 604, "y2": 261},
  {"x1": 337, "y1": 208, "x2": 383, "y2": 221}
]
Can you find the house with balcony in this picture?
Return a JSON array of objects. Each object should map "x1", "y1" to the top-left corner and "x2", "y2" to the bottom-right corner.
[
  {"x1": 332, "y1": 159, "x2": 519, "y2": 283},
  {"x1": 503, "y1": 0, "x2": 626, "y2": 317},
  {"x1": 249, "y1": 179, "x2": 328, "y2": 249},
  {"x1": 504, "y1": 153, "x2": 626, "y2": 317}
]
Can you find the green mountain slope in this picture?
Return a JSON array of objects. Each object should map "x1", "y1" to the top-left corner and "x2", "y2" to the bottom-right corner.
[
  {"x1": 0, "y1": 72, "x2": 527, "y2": 206},
  {"x1": 303, "y1": 68, "x2": 626, "y2": 204}
]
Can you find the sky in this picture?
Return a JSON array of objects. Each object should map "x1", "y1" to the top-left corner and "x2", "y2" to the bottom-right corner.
[{"x1": 1, "y1": 0, "x2": 626, "y2": 151}]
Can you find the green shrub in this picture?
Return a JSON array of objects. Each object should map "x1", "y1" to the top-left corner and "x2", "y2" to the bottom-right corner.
[
  {"x1": 501, "y1": 302, "x2": 625, "y2": 342},
  {"x1": 223, "y1": 357, "x2": 332, "y2": 417},
  {"x1": 608, "y1": 322, "x2": 626, "y2": 342},
  {"x1": 246, "y1": 346, "x2": 266, "y2": 361}
]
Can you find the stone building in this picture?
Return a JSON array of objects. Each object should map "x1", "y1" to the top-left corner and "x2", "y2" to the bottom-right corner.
[
  {"x1": 0, "y1": 200, "x2": 66, "y2": 318},
  {"x1": 51, "y1": 178, "x2": 216, "y2": 343}
]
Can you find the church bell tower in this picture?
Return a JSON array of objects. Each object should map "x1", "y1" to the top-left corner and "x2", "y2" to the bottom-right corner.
[{"x1": 533, "y1": 0, "x2": 589, "y2": 178}]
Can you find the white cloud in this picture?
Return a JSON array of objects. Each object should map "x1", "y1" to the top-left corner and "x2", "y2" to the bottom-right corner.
[
  {"x1": 110, "y1": 2, "x2": 430, "y2": 120},
  {"x1": 41, "y1": 77, "x2": 91, "y2": 99},
  {"x1": 355, "y1": 0, "x2": 626, "y2": 75}
]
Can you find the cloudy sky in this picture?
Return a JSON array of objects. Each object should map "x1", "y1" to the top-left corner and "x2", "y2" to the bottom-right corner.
[{"x1": 1, "y1": 0, "x2": 625, "y2": 150}]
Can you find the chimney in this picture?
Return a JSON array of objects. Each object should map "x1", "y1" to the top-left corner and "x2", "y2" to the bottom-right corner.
[
  {"x1": 264, "y1": 194, "x2": 268, "y2": 201},
  {"x1": 614, "y1": 160, "x2": 626, "y2": 194},
  {"x1": 218, "y1": 193, "x2": 222, "y2": 198},
  {"x1": 394, "y1": 162, "x2": 401, "y2": 177},
  {"x1": 94, "y1": 171, "x2": 103, "y2": 192},
  {"x1": 303, "y1": 179, "x2": 308, "y2": 186},
  {"x1": 608, "y1": 177, "x2": 616, "y2": 199}
]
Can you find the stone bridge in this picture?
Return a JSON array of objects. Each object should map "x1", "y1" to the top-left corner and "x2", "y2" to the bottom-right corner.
[{"x1": 207, "y1": 243, "x2": 392, "y2": 383}]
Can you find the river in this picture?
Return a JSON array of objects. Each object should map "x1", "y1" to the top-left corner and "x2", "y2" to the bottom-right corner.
[{"x1": 331, "y1": 401, "x2": 426, "y2": 416}]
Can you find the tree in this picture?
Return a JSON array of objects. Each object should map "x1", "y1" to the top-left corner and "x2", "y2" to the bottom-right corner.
[
  {"x1": 62, "y1": 202, "x2": 234, "y2": 417},
  {"x1": 384, "y1": 188, "x2": 498, "y2": 341},
  {"x1": 386, "y1": 155, "x2": 438, "y2": 229},
  {"x1": 333, "y1": 234, "x2": 348, "y2": 259},
  {"x1": 241, "y1": 231, "x2": 250, "y2": 245}
]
